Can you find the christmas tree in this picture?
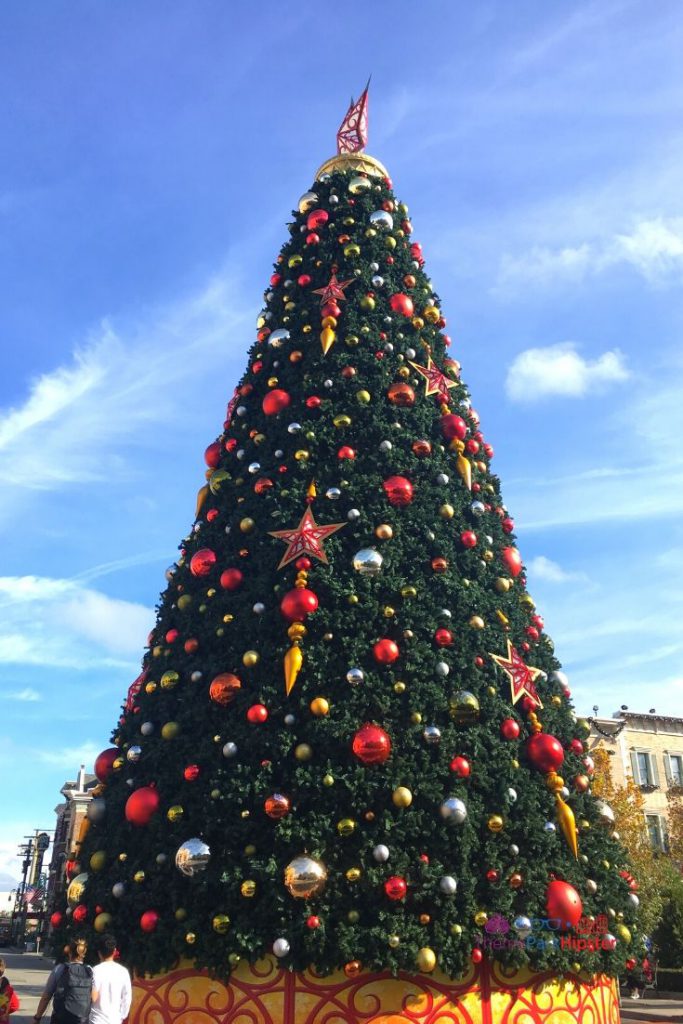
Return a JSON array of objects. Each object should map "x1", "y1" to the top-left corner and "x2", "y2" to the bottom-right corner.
[{"x1": 59, "y1": 90, "x2": 639, "y2": 990}]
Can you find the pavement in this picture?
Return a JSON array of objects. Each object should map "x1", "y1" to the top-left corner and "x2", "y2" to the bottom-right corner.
[
  {"x1": 1, "y1": 948, "x2": 682, "y2": 1023},
  {"x1": 0, "y1": 950, "x2": 54, "y2": 1024}
]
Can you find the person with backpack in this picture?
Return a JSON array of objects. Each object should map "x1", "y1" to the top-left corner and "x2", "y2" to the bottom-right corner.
[
  {"x1": 33, "y1": 938, "x2": 92, "y2": 1024},
  {"x1": 90, "y1": 935, "x2": 131, "y2": 1024},
  {"x1": 0, "y1": 957, "x2": 20, "y2": 1024}
]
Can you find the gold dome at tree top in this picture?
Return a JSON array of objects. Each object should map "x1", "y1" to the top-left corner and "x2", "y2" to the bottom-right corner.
[{"x1": 315, "y1": 152, "x2": 389, "y2": 181}]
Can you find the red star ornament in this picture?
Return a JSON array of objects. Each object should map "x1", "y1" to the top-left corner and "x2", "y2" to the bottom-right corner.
[
  {"x1": 269, "y1": 506, "x2": 346, "y2": 569},
  {"x1": 313, "y1": 269, "x2": 355, "y2": 308},
  {"x1": 408, "y1": 357, "x2": 458, "y2": 404},
  {"x1": 490, "y1": 639, "x2": 544, "y2": 708}
]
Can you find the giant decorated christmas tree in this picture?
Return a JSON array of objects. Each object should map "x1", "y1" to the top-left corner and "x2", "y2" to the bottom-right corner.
[{"x1": 57, "y1": 89, "x2": 637, "y2": 1023}]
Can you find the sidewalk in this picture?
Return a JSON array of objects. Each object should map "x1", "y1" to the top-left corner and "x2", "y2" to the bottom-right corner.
[
  {"x1": 0, "y1": 950, "x2": 53, "y2": 1024},
  {"x1": 620, "y1": 992, "x2": 683, "y2": 1022}
]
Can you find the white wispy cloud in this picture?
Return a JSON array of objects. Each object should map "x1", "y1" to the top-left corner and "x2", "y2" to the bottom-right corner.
[
  {"x1": 498, "y1": 217, "x2": 683, "y2": 290},
  {"x1": 38, "y1": 741, "x2": 102, "y2": 770},
  {"x1": 0, "y1": 272, "x2": 252, "y2": 520},
  {"x1": 7, "y1": 687, "x2": 41, "y2": 702},
  {"x1": 505, "y1": 342, "x2": 629, "y2": 401},
  {"x1": 526, "y1": 556, "x2": 589, "y2": 585},
  {"x1": 0, "y1": 575, "x2": 153, "y2": 669}
]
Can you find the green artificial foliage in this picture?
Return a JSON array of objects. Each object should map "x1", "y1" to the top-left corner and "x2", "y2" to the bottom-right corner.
[{"x1": 61, "y1": 159, "x2": 640, "y2": 982}]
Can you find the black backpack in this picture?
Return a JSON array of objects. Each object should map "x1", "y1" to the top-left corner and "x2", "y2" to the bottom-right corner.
[{"x1": 53, "y1": 962, "x2": 93, "y2": 1024}]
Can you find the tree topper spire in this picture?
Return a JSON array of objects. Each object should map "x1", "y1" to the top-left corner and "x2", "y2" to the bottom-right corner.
[{"x1": 336, "y1": 77, "x2": 371, "y2": 154}]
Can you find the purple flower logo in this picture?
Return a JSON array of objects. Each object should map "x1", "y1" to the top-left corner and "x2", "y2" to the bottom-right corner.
[{"x1": 485, "y1": 913, "x2": 510, "y2": 935}]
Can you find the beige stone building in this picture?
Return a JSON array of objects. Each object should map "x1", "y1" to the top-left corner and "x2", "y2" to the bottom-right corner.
[
  {"x1": 587, "y1": 710, "x2": 683, "y2": 854},
  {"x1": 45, "y1": 765, "x2": 97, "y2": 915}
]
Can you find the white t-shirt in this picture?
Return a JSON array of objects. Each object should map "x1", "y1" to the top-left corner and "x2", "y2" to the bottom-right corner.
[{"x1": 90, "y1": 960, "x2": 132, "y2": 1024}]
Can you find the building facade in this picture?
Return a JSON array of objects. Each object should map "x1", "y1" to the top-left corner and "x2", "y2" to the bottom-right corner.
[
  {"x1": 45, "y1": 765, "x2": 98, "y2": 917},
  {"x1": 588, "y1": 710, "x2": 683, "y2": 854}
]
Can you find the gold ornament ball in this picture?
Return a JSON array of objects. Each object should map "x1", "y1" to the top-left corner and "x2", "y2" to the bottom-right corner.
[
  {"x1": 323, "y1": 773, "x2": 334, "y2": 787},
  {"x1": 410, "y1": 711, "x2": 423, "y2": 724},
  {"x1": 388, "y1": 935, "x2": 400, "y2": 949},
  {"x1": 375, "y1": 524, "x2": 393, "y2": 540},
  {"x1": 616, "y1": 924, "x2": 631, "y2": 944},
  {"x1": 185, "y1": 932, "x2": 196, "y2": 945},
  {"x1": 488, "y1": 814, "x2": 504, "y2": 832},
  {"x1": 469, "y1": 615, "x2": 485, "y2": 630},
  {"x1": 113, "y1": 757, "x2": 125, "y2": 770},
  {"x1": 392, "y1": 786, "x2": 413, "y2": 808},
  {"x1": 347, "y1": 910, "x2": 360, "y2": 923},
  {"x1": 439, "y1": 504, "x2": 454, "y2": 520},
  {"x1": 511, "y1": 758, "x2": 520, "y2": 769},
  {"x1": 94, "y1": 912, "x2": 112, "y2": 933},
  {"x1": 337, "y1": 817, "x2": 356, "y2": 837},
  {"x1": 474, "y1": 911, "x2": 488, "y2": 926},
  {"x1": 551, "y1": 695, "x2": 562, "y2": 707},
  {"x1": 210, "y1": 788, "x2": 221, "y2": 800},
  {"x1": 417, "y1": 947, "x2": 437, "y2": 973},
  {"x1": 118, "y1": 853, "x2": 127, "y2": 862},
  {"x1": 133, "y1": 871, "x2": 145, "y2": 883},
  {"x1": 241, "y1": 880, "x2": 257, "y2": 898},
  {"x1": 401, "y1": 585, "x2": 417, "y2": 598},
  {"x1": 356, "y1": 389, "x2": 371, "y2": 404},
  {"x1": 162, "y1": 721, "x2": 180, "y2": 740},
  {"x1": 294, "y1": 450, "x2": 310, "y2": 461},
  {"x1": 244, "y1": 844, "x2": 256, "y2": 856},
  {"x1": 239, "y1": 517, "x2": 255, "y2": 533},
  {"x1": 394, "y1": 681, "x2": 406, "y2": 694},
  {"x1": 419, "y1": 913, "x2": 431, "y2": 925},
  {"x1": 346, "y1": 867, "x2": 362, "y2": 882},
  {"x1": 450, "y1": 923, "x2": 463, "y2": 936},
  {"x1": 295, "y1": 743, "x2": 313, "y2": 761},
  {"x1": 212, "y1": 914, "x2": 230, "y2": 934},
  {"x1": 243, "y1": 650, "x2": 259, "y2": 667},
  {"x1": 167, "y1": 805, "x2": 183, "y2": 823},
  {"x1": 145, "y1": 682, "x2": 157, "y2": 694},
  {"x1": 449, "y1": 690, "x2": 480, "y2": 725},
  {"x1": 310, "y1": 697, "x2": 329, "y2": 716},
  {"x1": 284, "y1": 855, "x2": 328, "y2": 898},
  {"x1": 177, "y1": 594, "x2": 192, "y2": 611},
  {"x1": 333, "y1": 414, "x2": 351, "y2": 428},
  {"x1": 228, "y1": 954, "x2": 241, "y2": 968},
  {"x1": 89, "y1": 851, "x2": 106, "y2": 872},
  {"x1": 383, "y1": 605, "x2": 395, "y2": 618},
  {"x1": 175, "y1": 908, "x2": 187, "y2": 921},
  {"x1": 495, "y1": 577, "x2": 511, "y2": 594},
  {"x1": 160, "y1": 670, "x2": 179, "y2": 690},
  {"x1": 347, "y1": 594, "x2": 359, "y2": 605}
]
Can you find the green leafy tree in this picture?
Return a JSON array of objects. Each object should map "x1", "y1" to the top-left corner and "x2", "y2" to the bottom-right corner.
[
  {"x1": 652, "y1": 873, "x2": 683, "y2": 967},
  {"x1": 60, "y1": 146, "x2": 639, "y2": 982}
]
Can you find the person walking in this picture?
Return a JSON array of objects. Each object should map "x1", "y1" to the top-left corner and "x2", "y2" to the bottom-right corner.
[
  {"x1": 34, "y1": 938, "x2": 92, "y2": 1024},
  {"x1": 90, "y1": 936, "x2": 131, "y2": 1024}
]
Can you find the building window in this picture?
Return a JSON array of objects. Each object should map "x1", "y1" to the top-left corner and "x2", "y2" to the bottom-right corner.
[
  {"x1": 645, "y1": 815, "x2": 669, "y2": 853},
  {"x1": 631, "y1": 750, "x2": 660, "y2": 788},
  {"x1": 667, "y1": 753, "x2": 683, "y2": 787}
]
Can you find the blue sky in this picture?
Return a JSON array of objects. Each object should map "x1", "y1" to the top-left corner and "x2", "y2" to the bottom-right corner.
[{"x1": 2, "y1": 0, "x2": 683, "y2": 879}]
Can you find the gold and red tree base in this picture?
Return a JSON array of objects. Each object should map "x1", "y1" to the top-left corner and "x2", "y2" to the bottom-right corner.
[{"x1": 130, "y1": 958, "x2": 620, "y2": 1024}]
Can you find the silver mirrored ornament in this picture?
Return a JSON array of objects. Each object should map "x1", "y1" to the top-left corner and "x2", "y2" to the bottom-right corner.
[
  {"x1": 175, "y1": 838, "x2": 211, "y2": 877},
  {"x1": 439, "y1": 797, "x2": 467, "y2": 824},
  {"x1": 352, "y1": 548, "x2": 383, "y2": 575}
]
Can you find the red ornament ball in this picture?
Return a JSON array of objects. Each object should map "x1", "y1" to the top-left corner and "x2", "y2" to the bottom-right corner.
[
  {"x1": 140, "y1": 910, "x2": 159, "y2": 933},
  {"x1": 72, "y1": 905, "x2": 88, "y2": 923},
  {"x1": 184, "y1": 638, "x2": 199, "y2": 654},
  {"x1": 389, "y1": 293, "x2": 414, "y2": 317},
  {"x1": 50, "y1": 911, "x2": 63, "y2": 928},
  {"x1": 460, "y1": 530, "x2": 477, "y2": 549},
  {"x1": 383, "y1": 475, "x2": 413, "y2": 507},
  {"x1": 204, "y1": 441, "x2": 222, "y2": 468},
  {"x1": 306, "y1": 915, "x2": 320, "y2": 929},
  {"x1": 220, "y1": 568, "x2": 244, "y2": 591},
  {"x1": 373, "y1": 638, "x2": 399, "y2": 664},
  {"x1": 352, "y1": 723, "x2": 392, "y2": 765},
  {"x1": 306, "y1": 395, "x2": 321, "y2": 409},
  {"x1": 94, "y1": 747, "x2": 119, "y2": 783},
  {"x1": 264, "y1": 793, "x2": 291, "y2": 819},
  {"x1": 190, "y1": 548, "x2": 217, "y2": 578},
  {"x1": 337, "y1": 446, "x2": 356, "y2": 460},
  {"x1": 486, "y1": 870, "x2": 500, "y2": 883},
  {"x1": 247, "y1": 703, "x2": 268, "y2": 724},
  {"x1": 298, "y1": 273, "x2": 311, "y2": 287},
  {"x1": 500, "y1": 719, "x2": 520, "y2": 740},
  {"x1": 125, "y1": 786, "x2": 159, "y2": 826},
  {"x1": 625, "y1": 958, "x2": 637, "y2": 971},
  {"x1": 434, "y1": 628, "x2": 453, "y2": 647},
  {"x1": 546, "y1": 880, "x2": 582, "y2": 928},
  {"x1": 165, "y1": 628, "x2": 179, "y2": 644},
  {"x1": 384, "y1": 875, "x2": 407, "y2": 900},
  {"x1": 527, "y1": 733, "x2": 564, "y2": 773},
  {"x1": 440, "y1": 414, "x2": 467, "y2": 441},
  {"x1": 209, "y1": 673, "x2": 241, "y2": 706},
  {"x1": 568, "y1": 738, "x2": 584, "y2": 755},
  {"x1": 306, "y1": 209, "x2": 329, "y2": 230},
  {"x1": 280, "y1": 587, "x2": 319, "y2": 623},
  {"x1": 450, "y1": 756, "x2": 471, "y2": 778},
  {"x1": 183, "y1": 765, "x2": 200, "y2": 782},
  {"x1": 471, "y1": 948, "x2": 483, "y2": 964},
  {"x1": 262, "y1": 389, "x2": 291, "y2": 416},
  {"x1": 501, "y1": 546, "x2": 523, "y2": 577}
]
